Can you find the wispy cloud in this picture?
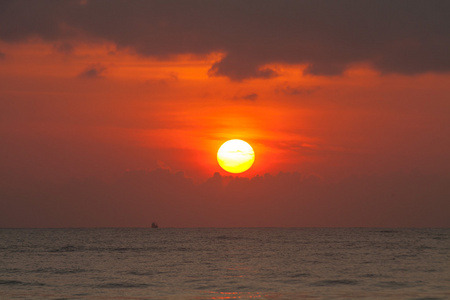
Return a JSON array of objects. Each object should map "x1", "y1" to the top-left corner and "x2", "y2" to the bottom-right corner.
[
  {"x1": 233, "y1": 93, "x2": 258, "y2": 101},
  {"x1": 275, "y1": 85, "x2": 320, "y2": 96}
]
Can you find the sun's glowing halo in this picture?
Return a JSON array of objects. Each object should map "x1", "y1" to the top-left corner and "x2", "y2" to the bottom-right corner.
[{"x1": 217, "y1": 139, "x2": 255, "y2": 173}]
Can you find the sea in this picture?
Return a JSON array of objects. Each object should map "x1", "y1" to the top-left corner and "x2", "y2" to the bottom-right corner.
[{"x1": 0, "y1": 228, "x2": 449, "y2": 299}]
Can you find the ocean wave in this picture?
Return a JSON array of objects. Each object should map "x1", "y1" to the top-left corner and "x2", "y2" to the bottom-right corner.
[
  {"x1": 289, "y1": 273, "x2": 311, "y2": 278},
  {"x1": 375, "y1": 281, "x2": 410, "y2": 288},
  {"x1": 48, "y1": 245, "x2": 166, "y2": 253},
  {"x1": 32, "y1": 267, "x2": 89, "y2": 275},
  {"x1": 124, "y1": 270, "x2": 156, "y2": 276},
  {"x1": 0, "y1": 268, "x2": 21, "y2": 274},
  {"x1": 48, "y1": 245, "x2": 81, "y2": 252},
  {"x1": 410, "y1": 298, "x2": 445, "y2": 300},
  {"x1": 311, "y1": 279, "x2": 359, "y2": 286},
  {"x1": 216, "y1": 235, "x2": 247, "y2": 241},
  {"x1": 96, "y1": 282, "x2": 151, "y2": 289},
  {"x1": 0, "y1": 279, "x2": 23, "y2": 285},
  {"x1": 0, "y1": 279, "x2": 45, "y2": 286},
  {"x1": 378, "y1": 230, "x2": 398, "y2": 234},
  {"x1": 362, "y1": 273, "x2": 381, "y2": 278}
]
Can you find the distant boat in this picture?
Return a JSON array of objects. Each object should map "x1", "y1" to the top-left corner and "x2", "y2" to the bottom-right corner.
[{"x1": 151, "y1": 222, "x2": 159, "y2": 228}]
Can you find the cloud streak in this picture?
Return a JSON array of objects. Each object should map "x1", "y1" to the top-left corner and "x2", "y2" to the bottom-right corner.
[
  {"x1": 234, "y1": 93, "x2": 258, "y2": 101},
  {"x1": 1, "y1": 0, "x2": 449, "y2": 80}
]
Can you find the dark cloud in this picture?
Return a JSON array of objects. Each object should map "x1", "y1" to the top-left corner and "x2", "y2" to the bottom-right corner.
[
  {"x1": 0, "y1": 52, "x2": 5, "y2": 60},
  {"x1": 0, "y1": 0, "x2": 449, "y2": 80},
  {"x1": 1, "y1": 169, "x2": 449, "y2": 227},
  {"x1": 208, "y1": 55, "x2": 278, "y2": 81},
  {"x1": 78, "y1": 64, "x2": 106, "y2": 78}
]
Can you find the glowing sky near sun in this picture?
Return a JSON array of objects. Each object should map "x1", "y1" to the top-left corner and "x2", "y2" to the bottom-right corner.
[{"x1": 0, "y1": 1, "x2": 449, "y2": 228}]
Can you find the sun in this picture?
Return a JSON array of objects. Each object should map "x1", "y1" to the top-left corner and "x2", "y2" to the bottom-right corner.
[{"x1": 217, "y1": 139, "x2": 255, "y2": 173}]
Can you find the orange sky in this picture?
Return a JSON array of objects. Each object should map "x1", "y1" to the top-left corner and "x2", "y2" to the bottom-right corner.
[{"x1": 1, "y1": 1, "x2": 449, "y2": 227}]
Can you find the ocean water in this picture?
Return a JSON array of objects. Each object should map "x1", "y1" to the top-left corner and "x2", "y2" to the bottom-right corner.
[{"x1": 0, "y1": 228, "x2": 449, "y2": 299}]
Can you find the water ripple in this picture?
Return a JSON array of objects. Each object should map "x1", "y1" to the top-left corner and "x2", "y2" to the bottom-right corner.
[{"x1": 311, "y1": 279, "x2": 359, "y2": 286}]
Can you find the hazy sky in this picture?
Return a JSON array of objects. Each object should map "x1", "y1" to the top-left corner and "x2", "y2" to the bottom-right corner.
[{"x1": 1, "y1": 0, "x2": 449, "y2": 227}]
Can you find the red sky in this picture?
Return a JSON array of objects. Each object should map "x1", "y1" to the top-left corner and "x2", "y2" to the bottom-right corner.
[{"x1": 1, "y1": 1, "x2": 449, "y2": 228}]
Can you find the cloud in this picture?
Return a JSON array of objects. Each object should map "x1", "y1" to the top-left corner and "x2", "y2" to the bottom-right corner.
[
  {"x1": 0, "y1": 52, "x2": 5, "y2": 60},
  {"x1": 208, "y1": 55, "x2": 278, "y2": 80},
  {"x1": 1, "y1": 1, "x2": 449, "y2": 80},
  {"x1": 275, "y1": 85, "x2": 320, "y2": 96},
  {"x1": 233, "y1": 93, "x2": 258, "y2": 101},
  {"x1": 1, "y1": 168, "x2": 449, "y2": 228},
  {"x1": 78, "y1": 64, "x2": 106, "y2": 78},
  {"x1": 53, "y1": 42, "x2": 74, "y2": 54}
]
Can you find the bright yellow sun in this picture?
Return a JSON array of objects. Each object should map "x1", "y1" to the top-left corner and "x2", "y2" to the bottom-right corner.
[{"x1": 217, "y1": 139, "x2": 255, "y2": 173}]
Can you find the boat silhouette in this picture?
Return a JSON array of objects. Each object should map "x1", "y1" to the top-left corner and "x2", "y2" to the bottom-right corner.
[{"x1": 151, "y1": 222, "x2": 159, "y2": 228}]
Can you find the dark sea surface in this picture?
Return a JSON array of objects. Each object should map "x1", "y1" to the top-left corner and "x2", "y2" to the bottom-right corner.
[{"x1": 0, "y1": 228, "x2": 449, "y2": 299}]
